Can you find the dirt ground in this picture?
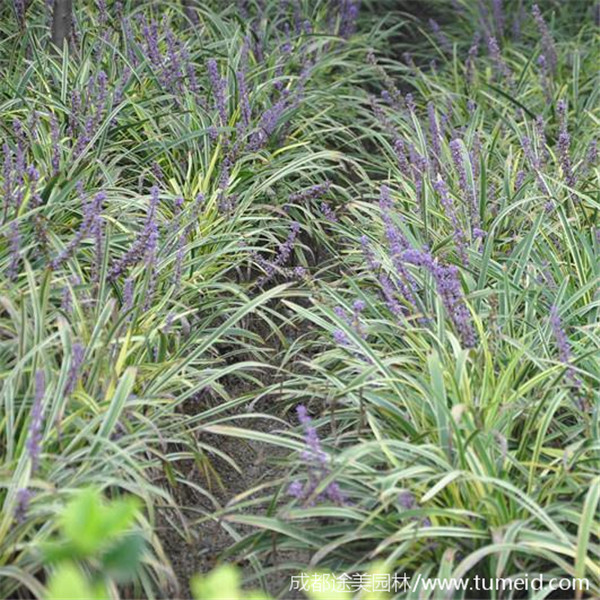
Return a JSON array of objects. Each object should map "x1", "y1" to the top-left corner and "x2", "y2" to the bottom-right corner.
[{"x1": 156, "y1": 383, "x2": 310, "y2": 599}]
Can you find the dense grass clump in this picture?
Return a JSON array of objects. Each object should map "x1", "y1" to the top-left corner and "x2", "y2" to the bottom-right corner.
[{"x1": 0, "y1": 1, "x2": 598, "y2": 598}]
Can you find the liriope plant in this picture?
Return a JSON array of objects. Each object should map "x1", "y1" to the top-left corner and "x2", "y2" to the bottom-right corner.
[
  {"x1": 0, "y1": 0, "x2": 377, "y2": 596},
  {"x1": 221, "y1": 1, "x2": 600, "y2": 596}
]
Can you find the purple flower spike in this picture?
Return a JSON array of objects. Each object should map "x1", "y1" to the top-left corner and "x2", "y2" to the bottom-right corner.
[
  {"x1": 2, "y1": 142, "x2": 13, "y2": 208},
  {"x1": 333, "y1": 328, "x2": 350, "y2": 346},
  {"x1": 26, "y1": 371, "x2": 45, "y2": 474},
  {"x1": 427, "y1": 103, "x2": 442, "y2": 163},
  {"x1": 433, "y1": 175, "x2": 469, "y2": 266},
  {"x1": 320, "y1": 202, "x2": 338, "y2": 222},
  {"x1": 532, "y1": 5, "x2": 557, "y2": 73},
  {"x1": 537, "y1": 55, "x2": 552, "y2": 104},
  {"x1": 556, "y1": 100, "x2": 576, "y2": 191},
  {"x1": 14, "y1": 488, "x2": 33, "y2": 523},
  {"x1": 332, "y1": 301, "x2": 369, "y2": 360},
  {"x1": 549, "y1": 305, "x2": 582, "y2": 392},
  {"x1": 288, "y1": 405, "x2": 346, "y2": 506},
  {"x1": 50, "y1": 114, "x2": 61, "y2": 175},
  {"x1": 7, "y1": 222, "x2": 21, "y2": 280},
  {"x1": 534, "y1": 116, "x2": 549, "y2": 166},
  {"x1": 289, "y1": 181, "x2": 331, "y2": 203},
  {"x1": 429, "y1": 261, "x2": 476, "y2": 348},
  {"x1": 336, "y1": 0, "x2": 360, "y2": 39},
  {"x1": 255, "y1": 221, "x2": 301, "y2": 286},
  {"x1": 208, "y1": 59, "x2": 228, "y2": 130},
  {"x1": 123, "y1": 277, "x2": 134, "y2": 312},
  {"x1": 585, "y1": 139, "x2": 597, "y2": 176},
  {"x1": 487, "y1": 36, "x2": 511, "y2": 83},
  {"x1": 449, "y1": 139, "x2": 478, "y2": 229},
  {"x1": 296, "y1": 404, "x2": 310, "y2": 426},
  {"x1": 109, "y1": 187, "x2": 161, "y2": 281},
  {"x1": 379, "y1": 187, "x2": 420, "y2": 310},
  {"x1": 51, "y1": 190, "x2": 105, "y2": 271},
  {"x1": 65, "y1": 342, "x2": 85, "y2": 395},
  {"x1": 236, "y1": 69, "x2": 251, "y2": 130},
  {"x1": 491, "y1": 0, "x2": 504, "y2": 37},
  {"x1": 466, "y1": 33, "x2": 480, "y2": 85},
  {"x1": 428, "y1": 19, "x2": 451, "y2": 54}
]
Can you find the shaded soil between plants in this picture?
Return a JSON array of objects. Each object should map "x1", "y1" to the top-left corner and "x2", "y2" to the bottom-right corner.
[{"x1": 157, "y1": 388, "x2": 309, "y2": 599}]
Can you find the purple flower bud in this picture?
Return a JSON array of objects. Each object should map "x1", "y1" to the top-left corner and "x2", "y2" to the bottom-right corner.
[
  {"x1": 324, "y1": 481, "x2": 345, "y2": 505},
  {"x1": 287, "y1": 480, "x2": 304, "y2": 498},
  {"x1": 14, "y1": 0, "x2": 26, "y2": 25},
  {"x1": 97, "y1": 0, "x2": 107, "y2": 25},
  {"x1": 379, "y1": 187, "x2": 420, "y2": 310},
  {"x1": 181, "y1": 47, "x2": 199, "y2": 96},
  {"x1": 293, "y1": 265, "x2": 306, "y2": 279},
  {"x1": 332, "y1": 300, "x2": 366, "y2": 347},
  {"x1": 353, "y1": 300, "x2": 366, "y2": 312},
  {"x1": 393, "y1": 137, "x2": 411, "y2": 179},
  {"x1": 68, "y1": 90, "x2": 82, "y2": 142},
  {"x1": 408, "y1": 145, "x2": 428, "y2": 196},
  {"x1": 398, "y1": 491, "x2": 416, "y2": 510},
  {"x1": 402, "y1": 247, "x2": 433, "y2": 268}
]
